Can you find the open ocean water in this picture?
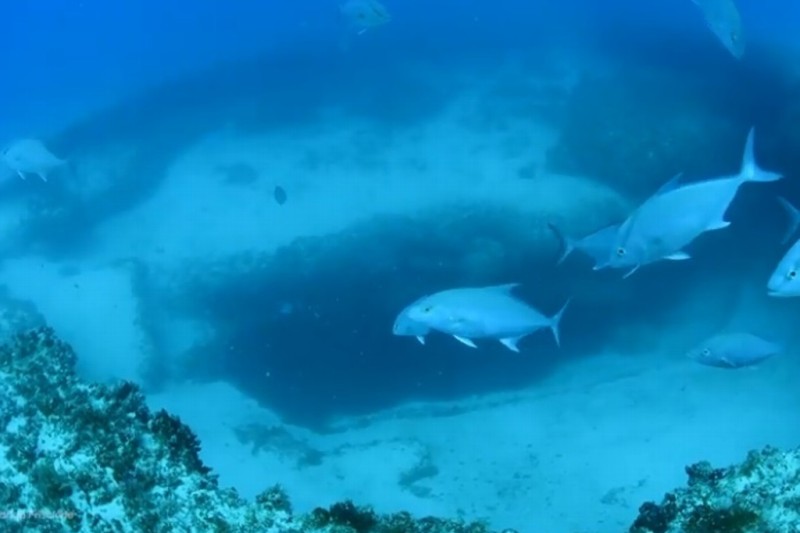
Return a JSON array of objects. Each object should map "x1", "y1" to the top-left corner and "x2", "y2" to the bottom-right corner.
[{"x1": 1, "y1": 1, "x2": 800, "y2": 532}]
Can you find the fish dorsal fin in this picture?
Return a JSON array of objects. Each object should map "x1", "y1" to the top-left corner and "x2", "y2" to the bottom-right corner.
[
  {"x1": 654, "y1": 172, "x2": 684, "y2": 196},
  {"x1": 484, "y1": 283, "x2": 520, "y2": 294}
]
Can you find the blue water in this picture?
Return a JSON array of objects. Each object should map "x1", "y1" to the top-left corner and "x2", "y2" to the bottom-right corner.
[{"x1": 2, "y1": 0, "x2": 800, "y2": 529}]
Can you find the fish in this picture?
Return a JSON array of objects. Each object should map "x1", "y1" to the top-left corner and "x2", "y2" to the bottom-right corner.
[
  {"x1": 402, "y1": 283, "x2": 569, "y2": 352},
  {"x1": 1, "y1": 138, "x2": 65, "y2": 182},
  {"x1": 392, "y1": 296, "x2": 431, "y2": 345},
  {"x1": 777, "y1": 196, "x2": 800, "y2": 245},
  {"x1": 686, "y1": 332, "x2": 780, "y2": 369},
  {"x1": 340, "y1": 0, "x2": 391, "y2": 35},
  {"x1": 548, "y1": 222, "x2": 619, "y2": 268},
  {"x1": 767, "y1": 237, "x2": 800, "y2": 297},
  {"x1": 604, "y1": 128, "x2": 782, "y2": 278},
  {"x1": 273, "y1": 185, "x2": 287, "y2": 205},
  {"x1": 691, "y1": 0, "x2": 745, "y2": 59}
]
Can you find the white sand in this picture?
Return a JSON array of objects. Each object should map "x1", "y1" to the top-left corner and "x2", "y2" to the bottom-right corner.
[{"x1": 148, "y1": 342, "x2": 800, "y2": 533}]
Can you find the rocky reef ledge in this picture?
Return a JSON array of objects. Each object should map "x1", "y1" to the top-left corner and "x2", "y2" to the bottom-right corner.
[
  {"x1": 0, "y1": 327, "x2": 506, "y2": 533},
  {"x1": 630, "y1": 447, "x2": 800, "y2": 533}
]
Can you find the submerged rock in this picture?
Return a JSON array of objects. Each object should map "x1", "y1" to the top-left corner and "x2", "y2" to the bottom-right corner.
[
  {"x1": 0, "y1": 326, "x2": 500, "y2": 532},
  {"x1": 630, "y1": 446, "x2": 800, "y2": 533}
]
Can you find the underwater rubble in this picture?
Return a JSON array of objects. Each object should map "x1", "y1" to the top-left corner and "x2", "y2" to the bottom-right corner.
[
  {"x1": 630, "y1": 446, "x2": 800, "y2": 533},
  {"x1": 0, "y1": 326, "x2": 505, "y2": 532}
]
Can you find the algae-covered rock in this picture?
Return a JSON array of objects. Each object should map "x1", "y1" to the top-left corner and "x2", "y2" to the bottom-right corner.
[
  {"x1": 630, "y1": 446, "x2": 800, "y2": 533},
  {"x1": 0, "y1": 326, "x2": 502, "y2": 532}
]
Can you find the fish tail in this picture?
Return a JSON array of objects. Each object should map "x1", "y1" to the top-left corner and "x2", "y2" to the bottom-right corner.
[
  {"x1": 777, "y1": 196, "x2": 800, "y2": 244},
  {"x1": 549, "y1": 298, "x2": 571, "y2": 348},
  {"x1": 547, "y1": 223, "x2": 574, "y2": 265},
  {"x1": 740, "y1": 127, "x2": 782, "y2": 183}
]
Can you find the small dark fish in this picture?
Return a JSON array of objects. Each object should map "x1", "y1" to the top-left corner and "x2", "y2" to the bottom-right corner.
[{"x1": 273, "y1": 186, "x2": 287, "y2": 205}]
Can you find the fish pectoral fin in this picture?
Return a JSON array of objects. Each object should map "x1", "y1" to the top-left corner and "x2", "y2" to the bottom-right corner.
[
  {"x1": 706, "y1": 220, "x2": 730, "y2": 231},
  {"x1": 499, "y1": 336, "x2": 524, "y2": 353},
  {"x1": 37, "y1": 172, "x2": 47, "y2": 182},
  {"x1": 16, "y1": 170, "x2": 25, "y2": 180},
  {"x1": 622, "y1": 265, "x2": 640, "y2": 279},
  {"x1": 664, "y1": 251, "x2": 691, "y2": 261},
  {"x1": 415, "y1": 335, "x2": 426, "y2": 345},
  {"x1": 452, "y1": 335, "x2": 477, "y2": 349}
]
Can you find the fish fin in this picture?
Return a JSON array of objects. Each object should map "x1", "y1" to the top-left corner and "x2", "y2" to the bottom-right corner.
[
  {"x1": 499, "y1": 336, "x2": 524, "y2": 353},
  {"x1": 654, "y1": 172, "x2": 684, "y2": 196},
  {"x1": 415, "y1": 336, "x2": 425, "y2": 345},
  {"x1": 16, "y1": 170, "x2": 25, "y2": 180},
  {"x1": 592, "y1": 261, "x2": 609, "y2": 271},
  {"x1": 739, "y1": 128, "x2": 782, "y2": 183},
  {"x1": 453, "y1": 335, "x2": 477, "y2": 348},
  {"x1": 664, "y1": 251, "x2": 691, "y2": 261},
  {"x1": 777, "y1": 196, "x2": 800, "y2": 244},
  {"x1": 485, "y1": 283, "x2": 520, "y2": 294},
  {"x1": 622, "y1": 265, "x2": 640, "y2": 279},
  {"x1": 706, "y1": 220, "x2": 730, "y2": 231},
  {"x1": 547, "y1": 223, "x2": 575, "y2": 265},
  {"x1": 548, "y1": 299, "x2": 570, "y2": 348},
  {"x1": 37, "y1": 172, "x2": 47, "y2": 182}
]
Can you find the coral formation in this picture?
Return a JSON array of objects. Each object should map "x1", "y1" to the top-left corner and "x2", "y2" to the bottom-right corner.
[
  {"x1": 630, "y1": 446, "x2": 800, "y2": 533},
  {"x1": 0, "y1": 326, "x2": 502, "y2": 532}
]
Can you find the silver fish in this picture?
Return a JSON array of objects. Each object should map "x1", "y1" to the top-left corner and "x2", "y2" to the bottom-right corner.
[
  {"x1": 548, "y1": 222, "x2": 618, "y2": 268},
  {"x1": 686, "y1": 332, "x2": 780, "y2": 369},
  {"x1": 340, "y1": 0, "x2": 391, "y2": 35},
  {"x1": 403, "y1": 283, "x2": 569, "y2": 352},
  {"x1": 605, "y1": 128, "x2": 782, "y2": 277},
  {"x1": 392, "y1": 296, "x2": 431, "y2": 345},
  {"x1": 692, "y1": 0, "x2": 745, "y2": 59},
  {"x1": 1, "y1": 138, "x2": 65, "y2": 182},
  {"x1": 767, "y1": 237, "x2": 800, "y2": 297}
]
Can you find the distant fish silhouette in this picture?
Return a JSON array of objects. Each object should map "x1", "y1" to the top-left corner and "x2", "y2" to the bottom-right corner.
[
  {"x1": 273, "y1": 185, "x2": 287, "y2": 206},
  {"x1": 691, "y1": 0, "x2": 745, "y2": 59},
  {"x1": 340, "y1": 0, "x2": 391, "y2": 35},
  {"x1": 686, "y1": 332, "x2": 780, "y2": 369},
  {"x1": 1, "y1": 138, "x2": 66, "y2": 182}
]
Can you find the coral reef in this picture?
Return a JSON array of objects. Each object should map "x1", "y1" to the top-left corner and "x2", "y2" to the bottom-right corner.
[
  {"x1": 630, "y1": 446, "x2": 800, "y2": 533},
  {"x1": 0, "y1": 326, "x2": 502, "y2": 532}
]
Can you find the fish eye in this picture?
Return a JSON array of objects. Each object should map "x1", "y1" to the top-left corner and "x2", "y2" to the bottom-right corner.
[
  {"x1": 788, "y1": 270, "x2": 797, "y2": 280},
  {"x1": 423, "y1": 306, "x2": 432, "y2": 313},
  {"x1": 616, "y1": 247, "x2": 626, "y2": 257},
  {"x1": 701, "y1": 348, "x2": 711, "y2": 357}
]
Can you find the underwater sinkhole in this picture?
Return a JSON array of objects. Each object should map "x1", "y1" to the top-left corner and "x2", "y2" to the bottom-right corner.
[{"x1": 165, "y1": 206, "x2": 749, "y2": 430}]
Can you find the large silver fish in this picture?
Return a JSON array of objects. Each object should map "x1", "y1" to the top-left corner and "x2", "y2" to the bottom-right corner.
[
  {"x1": 692, "y1": 0, "x2": 745, "y2": 59},
  {"x1": 548, "y1": 222, "x2": 618, "y2": 269},
  {"x1": 604, "y1": 128, "x2": 782, "y2": 277},
  {"x1": 686, "y1": 332, "x2": 780, "y2": 369},
  {"x1": 401, "y1": 284, "x2": 569, "y2": 352},
  {"x1": 767, "y1": 237, "x2": 800, "y2": 297}
]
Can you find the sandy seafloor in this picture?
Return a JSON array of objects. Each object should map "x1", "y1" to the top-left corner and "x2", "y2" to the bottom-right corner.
[{"x1": 0, "y1": 56, "x2": 798, "y2": 533}]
